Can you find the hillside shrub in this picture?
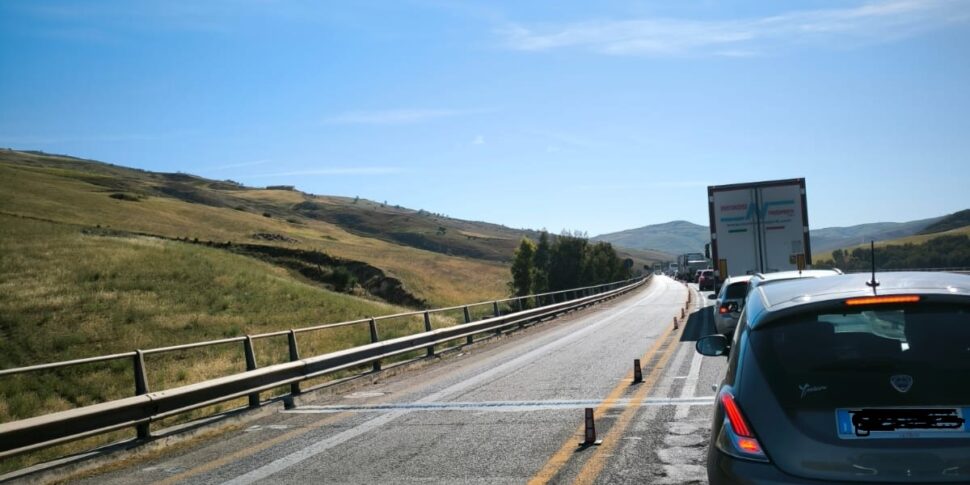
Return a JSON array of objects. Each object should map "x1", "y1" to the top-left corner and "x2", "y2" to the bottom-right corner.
[{"x1": 108, "y1": 193, "x2": 140, "y2": 202}]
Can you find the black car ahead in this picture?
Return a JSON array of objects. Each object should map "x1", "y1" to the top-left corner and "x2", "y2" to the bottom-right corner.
[{"x1": 696, "y1": 272, "x2": 970, "y2": 484}]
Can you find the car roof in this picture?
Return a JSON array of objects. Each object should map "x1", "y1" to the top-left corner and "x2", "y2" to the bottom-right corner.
[
  {"x1": 723, "y1": 275, "x2": 753, "y2": 285},
  {"x1": 748, "y1": 272, "x2": 970, "y2": 329},
  {"x1": 750, "y1": 269, "x2": 841, "y2": 283}
]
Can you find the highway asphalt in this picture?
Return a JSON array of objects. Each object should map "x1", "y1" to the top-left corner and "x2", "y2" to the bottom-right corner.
[{"x1": 65, "y1": 276, "x2": 727, "y2": 485}]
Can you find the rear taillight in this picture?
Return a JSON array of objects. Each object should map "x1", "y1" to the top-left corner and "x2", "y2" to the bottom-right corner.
[
  {"x1": 716, "y1": 390, "x2": 768, "y2": 462},
  {"x1": 718, "y1": 302, "x2": 737, "y2": 314}
]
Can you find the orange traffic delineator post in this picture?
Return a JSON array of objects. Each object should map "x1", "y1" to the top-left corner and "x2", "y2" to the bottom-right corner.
[
  {"x1": 673, "y1": 316, "x2": 679, "y2": 330},
  {"x1": 579, "y1": 408, "x2": 603, "y2": 446},
  {"x1": 633, "y1": 359, "x2": 643, "y2": 383},
  {"x1": 681, "y1": 308, "x2": 685, "y2": 319}
]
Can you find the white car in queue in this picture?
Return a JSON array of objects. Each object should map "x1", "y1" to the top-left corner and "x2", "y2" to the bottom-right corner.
[
  {"x1": 711, "y1": 269, "x2": 844, "y2": 336},
  {"x1": 711, "y1": 275, "x2": 752, "y2": 335}
]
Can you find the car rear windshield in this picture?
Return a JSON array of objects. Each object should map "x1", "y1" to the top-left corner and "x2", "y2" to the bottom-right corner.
[
  {"x1": 749, "y1": 303, "x2": 970, "y2": 408},
  {"x1": 724, "y1": 282, "x2": 747, "y2": 299}
]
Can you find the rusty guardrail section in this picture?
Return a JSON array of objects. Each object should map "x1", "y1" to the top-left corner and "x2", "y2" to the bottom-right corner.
[{"x1": 0, "y1": 276, "x2": 649, "y2": 459}]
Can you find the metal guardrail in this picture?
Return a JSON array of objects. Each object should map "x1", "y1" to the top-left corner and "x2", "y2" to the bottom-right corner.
[{"x1": 0, "y1": 276, "x2": 649, "y2": 459}]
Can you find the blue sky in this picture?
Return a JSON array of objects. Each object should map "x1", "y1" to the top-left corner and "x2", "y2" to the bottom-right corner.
[{"x1": 2, "y1": 0, "x2": 969, "y2": 236}]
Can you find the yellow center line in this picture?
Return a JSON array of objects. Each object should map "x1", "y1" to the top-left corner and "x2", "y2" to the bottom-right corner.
[
  {"x1": 526, "y1": 321, "x2": 677, "y2": 485},
  {"x1": 569, "y1": 325, "x2": 683, "y2": 485}
]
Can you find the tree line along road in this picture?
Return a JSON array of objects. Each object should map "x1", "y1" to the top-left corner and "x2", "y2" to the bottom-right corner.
[{"x1": 56, "y1": 276, "x2": 726, "y2": 485}]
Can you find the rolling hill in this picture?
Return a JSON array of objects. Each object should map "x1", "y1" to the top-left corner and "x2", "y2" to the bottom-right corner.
[
  {"x1": 2, "y1": 148, "x2": 545, "y2": 370},
  {"x1": 809, "y1": 217, "x2": 942, "y2": 252},
  {"x1": 592, "y1": 221, "x2": 704, "y2": 257},
  {"x1": 0, "y1": 148, "x2": 666, "y2": 355},
  {"x1": 594, "y1": 215, "x2": 956, "y2": 257},
  {"x1": 814, "y1": 209, "x2": 970, "y2": 265},
  {"x1": 918, "y1": 209, "x2": 970, "y2": 235}
]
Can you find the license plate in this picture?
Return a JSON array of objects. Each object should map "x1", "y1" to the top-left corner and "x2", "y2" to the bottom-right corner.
[{"x1": 836, "y1": 407, "x2": 970, "y2": 440}]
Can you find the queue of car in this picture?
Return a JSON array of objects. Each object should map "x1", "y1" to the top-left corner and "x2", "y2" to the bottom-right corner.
[{"x1": 693, "y1": 270, "x2": 970, "y2": 483}]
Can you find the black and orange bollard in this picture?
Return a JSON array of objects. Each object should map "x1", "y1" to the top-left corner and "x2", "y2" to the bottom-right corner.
[
  {"x1": 633, "y1": 359, "x2": 643, "y2": 383},
  {"x1": 579, "y1": 408, "x2": 603, "y2": 447}
]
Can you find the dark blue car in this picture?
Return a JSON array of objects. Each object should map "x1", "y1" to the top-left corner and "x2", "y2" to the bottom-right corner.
[{"x1": 696, "y1": 272, "x2": 970, "y2": 483}]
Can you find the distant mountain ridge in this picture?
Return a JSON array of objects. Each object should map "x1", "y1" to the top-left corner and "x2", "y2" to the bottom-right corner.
[
  {"x1": 809, "y1": 217, "x2": 942, "y2": 252},
  {"x1": 918, "y1": 209, "x2": 970, "y2": 235},
  {"x1": 592, "y1": 221, "x2": 708, "y2": 256},
  {"x1": 595, "y1": 213, "x2": 966, "y2": 257}
]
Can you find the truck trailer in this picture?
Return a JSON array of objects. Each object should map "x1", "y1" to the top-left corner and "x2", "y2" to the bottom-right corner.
[{"x1": 707, "y1": 178, "x2": 811, "y2": 281}]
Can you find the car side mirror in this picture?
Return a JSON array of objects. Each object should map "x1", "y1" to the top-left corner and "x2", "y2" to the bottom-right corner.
[
  {"x1": 696, "y1": 334, "x2": 730, "y2": 357},
  {"x1": 707, "y1": 294, "x2": 717, "y2": 300}
]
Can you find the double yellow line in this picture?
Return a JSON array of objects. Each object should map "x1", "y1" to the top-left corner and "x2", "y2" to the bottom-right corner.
[{"x1": 528, "y1": 290, "x2": 689, "y2": 485}]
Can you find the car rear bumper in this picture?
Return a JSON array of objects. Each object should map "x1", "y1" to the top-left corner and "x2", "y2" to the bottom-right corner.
[
  {"x1": 713, "y1": 313, "x2": 738, "y2": 335},
  {"x1": 709, "y1": 449, "x2": 819, "y2": 485}
]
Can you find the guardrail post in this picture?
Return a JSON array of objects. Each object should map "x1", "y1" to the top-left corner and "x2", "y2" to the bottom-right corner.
[
  {"x1": 369, "y1": 318, "x2": 381, "y2": 372},
  {"x1": 423, "y1": 311, "x2": 435, "y2": 358},
  {"x1": 492, "y1": 302, "x2": 502, "y2": 336},
  {"x1": 133, "y1": 350, "x2": 150, "y2": 439},
  {"x1": 287, "y1": 330, "x2": 302, "y2": 395},
  {"x1": 463, "y1": 306, "x2": 473, "y2": 345},
  {"x1": 243, "y1": 336, "x2": 260, "y2": 408},
  {"x1": 517, "y1": 298, "x2": 525, "y2": 312}
]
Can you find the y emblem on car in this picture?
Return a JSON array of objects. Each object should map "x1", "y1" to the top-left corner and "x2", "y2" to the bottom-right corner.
[
  {"x1": 798, "y1": 383, "x2": 827, "y2": 398},
  {"x1": 890, "y1": 374, "x2": 913, "y2": 393}
]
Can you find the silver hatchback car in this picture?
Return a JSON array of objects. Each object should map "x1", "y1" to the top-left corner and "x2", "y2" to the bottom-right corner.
[{"x1": 711, "y1": 275, "x2": 752, "y2": 335}]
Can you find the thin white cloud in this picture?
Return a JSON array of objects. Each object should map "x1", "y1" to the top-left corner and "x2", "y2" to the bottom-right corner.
[
  {"x1": 500, "y1": 0, "x2": 970, "y2": 57},
  {"x1": 250, "y1": 167, "x2": 403, "y2": 178},
  {"x1": 524, "y1": 129, "x2": 601, "y2": 150},
  {"x1": 207, "y1": 159, "x2": 270, "y2": 171},
  {"x1": 325, "y1": 108, "x2": 490, "y2": 125}
]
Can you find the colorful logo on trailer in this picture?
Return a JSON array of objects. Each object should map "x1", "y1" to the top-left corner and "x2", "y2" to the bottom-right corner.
[{"x1": 719, "y1": 200, "x2": 795, "y2": 223}]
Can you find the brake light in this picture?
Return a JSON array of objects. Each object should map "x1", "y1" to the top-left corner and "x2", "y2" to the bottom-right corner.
[
  {"x1": 716, "y1": 389, "x2": 768, "y2": 462},
  {"x1": 718, "y1": 302, "x2": 737, "y2": 314},
  {"x1": 720, "y1": 391, "x2": 752, "y2": 437},
  {"x1": 845, "y1": 295, "x2": 921, "y2": 306}
]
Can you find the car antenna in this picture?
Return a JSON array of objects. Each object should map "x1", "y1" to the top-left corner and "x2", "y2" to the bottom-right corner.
[{"x1": 865, "y1": 240, "x2": 879, "y2": 291}]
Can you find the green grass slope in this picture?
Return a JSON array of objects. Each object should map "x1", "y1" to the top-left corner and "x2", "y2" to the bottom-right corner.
[
  {"x1": 814, "y1": 225, "x2": 970, "y2": 266},
  {"x1": 0, "y1": 149, "x2": 510, "y2": 307},
  {"x1": 0, "y1": 215, "x2": 445, "y2": 472}
]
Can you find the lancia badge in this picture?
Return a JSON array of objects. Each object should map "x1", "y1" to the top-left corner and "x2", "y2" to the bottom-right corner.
[{"x1": 890, "y1": 374, "x2": 913, "y2": 393}]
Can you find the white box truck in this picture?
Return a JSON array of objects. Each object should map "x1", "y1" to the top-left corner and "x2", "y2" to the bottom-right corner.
[{"x1": 707, "y1": 178, "x2": 811, "y2": 280}]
